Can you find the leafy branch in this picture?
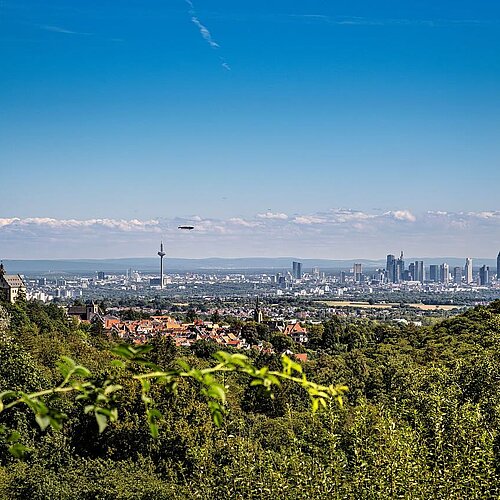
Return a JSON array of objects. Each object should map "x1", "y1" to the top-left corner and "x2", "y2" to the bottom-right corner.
[{"x1": 0, "y1": 344, "x2": 347, "y2": 456}]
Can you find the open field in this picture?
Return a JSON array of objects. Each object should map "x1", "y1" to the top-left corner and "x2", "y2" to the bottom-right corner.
[
  {"x1": 318, "y1": 301, "x2": 461, "y2": 311},
  {"x1": 408, "y1": 303, "x2": 461, "y2": 311},
  {"x1": 318, "y1": 301, "x2": 396, "y2": 309}
]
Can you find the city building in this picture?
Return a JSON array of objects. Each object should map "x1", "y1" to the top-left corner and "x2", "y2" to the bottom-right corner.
[
  {"x1": 0, "y1": 263, "x2": 26, "y2": 303},
  {"x1": 408, "y1": 263, "x2": 415, "y2": 281},
  {"x1": 292, "y1": 261, "x2": 303, "y2": 280},
  {"x1": 479, "y1": 265, "x2": 489, "y2": 286},
  {"x1": 253, "y1": 297, "x2": 263, "y2": 323},
  {"x1": 396, "y1": 252, "x2": 405, "y2": 283},
  {"x1": 429, "y1": 265, "x2": 440, "y2": 282},
  {"x1": 453, "y1": 267, "x2": 462, "y2": 284},
  {"x1": 283, "y1": 322, "x2": 308, "y2": 344},
  {"x1": 67, "y1": 302, "x2": 100, "y2": 322},
  {"x1": 414, "y1": 261, "x2": 425, "y2": 283},
  {"x1": 386, "y1": 254, "x2": 396, "y2": 283},
  {"x1": 353, "y1": 263, "x2": 363, "y2": 283},
  {"x1": 497, "y1": 252, "x2": 500, "y2": 280},
  {"x1": 440, "y1": 263, "x2": 450, "y2": 284},
  {"x1": 465, "y1": 258, "x2": 473, "y2": 284}
]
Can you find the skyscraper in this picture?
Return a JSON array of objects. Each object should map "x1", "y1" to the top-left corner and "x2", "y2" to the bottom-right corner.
[
  {"x1": 353, "y1": 263, "x2": 363, "y2": 283},
  {"x1": 429, "y1": 265, "x2": 440, "y2": 282},
  {"x1": 440, "y1": 263, "x2": 450, "y2": 284},
  {"x1": 453, "y1": 266, "x2": 462, "y2": 284},
  {"x1": 396, "y1": 251, "x2": 405, "y2": 283},
  {"x1": 497, "y1": 252, "x2": 500, "y2": 280},
  {"x1": 465, "y1": 258, "x2": 473, "y2": 284},
  {"x1": 408, "y1": 262, "x2": 415, "y2": 280},
  {"x1": 292, "y1": 261, "x2": 302, "y2": 280},
  {"x1": 479, "y1": 265, "x2": 489, "y2": 286},
  {"x1": 414, "y1": 261, "x2": 425, "y2": 283},
  {"x1": 386, "y1": 254, "x2": 395, "y2": 283}
]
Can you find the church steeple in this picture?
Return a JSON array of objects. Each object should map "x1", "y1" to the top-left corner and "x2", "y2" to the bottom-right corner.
[
  {"x1": 0, "y1": 261, "x2": 4, "y2": 277},
  {"x1": 253, "y1": 297, "x2": 263, "y2": 323}
]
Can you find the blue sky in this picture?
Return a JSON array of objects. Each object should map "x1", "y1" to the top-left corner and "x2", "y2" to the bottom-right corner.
[{"x1": 1, "y1": 1, "x2": 499, "y2": 258}]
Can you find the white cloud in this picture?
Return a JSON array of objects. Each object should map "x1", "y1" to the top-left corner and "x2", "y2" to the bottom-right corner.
[
  {"x1": 290, "y1": 15, "x2": 491, "y2": 28},
  {"x1": 293, "y1": 216, "x2": 326, "y2": 225},
  {"x1": 0, "y1": 217, "x2": 160, "y2": 232},
  {"x1": 0, "y1": 218, "x2": 19, "y2": 228},
  {"x1": 184, "y1": 0, "x2": 232, "y2": 71},
  {"x1": 190, "y1": 16, "x2": 219, "y2": 48},
  {"x1": 1, "y1": 209, "x2": 499, "y2": 259},
  {"x1": 228, "y1": 218, "x2": 260, "y2": 228},
  {"x1": 39, "y1": 25, "x2": 90, "y2": 35},
  {"x1": 466, "y1": 211, "x2": 500, "y2": 220},
  {"x1": 384, "y1": 210, "x2": 417, "y2": 222},
  {"x1": 257, "y1": 211, "x2": 288, "y2": 220}
]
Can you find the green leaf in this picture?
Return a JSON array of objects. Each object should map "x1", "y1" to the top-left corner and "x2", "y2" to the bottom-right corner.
[
  {"x1": 95, "y1": 412, "x2": 108, "y2": 433},
  {"x1": 111, "y1": 345, "x2": 134, "y2": 360},
  {"x1": 57, "y1": 356, "x2": 75, "y2": 378},
  {"x1": 265, "y1": 374, "x2": 281, "y2": 386},
  {"x1": 35, "y1": 414, "x2": 51, "y2": 431},
  {"x1": 212, "y1": 410, "x2": 223, "y2": 428},
  {"x1": 73, "y1": 366, "x2": 91, "y2": 378},
  {"x1": 176, "y1": 360, "x2": 191, "y2": 371},
  {"x1": 8, "y1": 443, "x2": 30, "y2": 459},
  {"x1": 207, "y1": 383, "x2": 226, "y2": 404},
  {"x1": 213, "y1": 351, "x2": 231, "y2": 363},
  {"x1": 312, "y1": 398, "x2": 319, "y2": 413},
  {"x1": 149, "y1": 422, "x2": 159, "y2": 438},
  {"x1": 0, "y1": 391, "x2": 17, "y2": 413},
  {"x1": 103, "y1": 384, "x2": 123, "y2": 396},
  {"x1": 6, "y1": 431, "x2": 20, "y2": 443}
]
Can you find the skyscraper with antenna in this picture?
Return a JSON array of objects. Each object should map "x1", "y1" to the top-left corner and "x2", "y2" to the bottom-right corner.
[{"x1": 158, "y1": 241, "x2": 166, "y2": 289}]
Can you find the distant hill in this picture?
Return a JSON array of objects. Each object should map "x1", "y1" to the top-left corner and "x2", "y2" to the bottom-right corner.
[{"x1": 2, "y1": 257, "x2": 498, "y2": 274}]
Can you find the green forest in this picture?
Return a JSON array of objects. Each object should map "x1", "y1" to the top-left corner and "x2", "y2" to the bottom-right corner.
[{"x1": 2, "y1": 298, "x2": 500, "y2": 499}]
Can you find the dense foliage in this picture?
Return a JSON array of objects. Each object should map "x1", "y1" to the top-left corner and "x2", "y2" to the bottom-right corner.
[{"x1": 2, "y1": 298, "x2": 500, "y2": 498}]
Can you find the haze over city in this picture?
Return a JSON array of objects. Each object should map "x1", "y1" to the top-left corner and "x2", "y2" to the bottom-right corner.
[{"x1": 1, "y1": 0, "x2": 499, "y2": 258}]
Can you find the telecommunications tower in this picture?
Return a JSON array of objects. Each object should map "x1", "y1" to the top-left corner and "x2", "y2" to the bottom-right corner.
[{"x1": 158, "y1": 241, "x2": 166, "y2": 289}]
